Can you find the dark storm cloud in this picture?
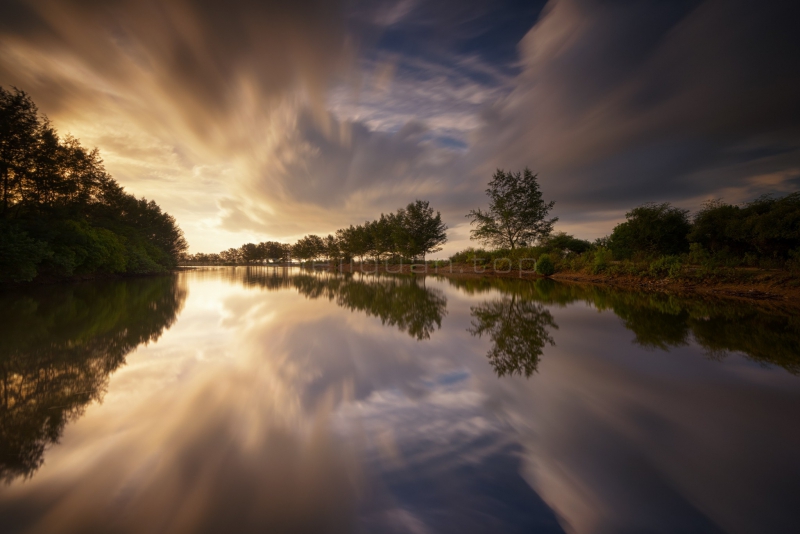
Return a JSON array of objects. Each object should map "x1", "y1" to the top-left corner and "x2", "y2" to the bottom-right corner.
[{"x1": 474, "y1": 0, "x2": 800, "y2": 218}]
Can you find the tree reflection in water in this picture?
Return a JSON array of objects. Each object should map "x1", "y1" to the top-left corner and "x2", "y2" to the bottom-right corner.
[
  {"x1": 468, "y1": 294, "x2": 557, "y2": 377},
  {"x1": 0, "y1": 276, "x2": 186, "y2": 482},
  {"x1": 215, "y1": 267, "x2": 448, "y2": 340},
  {"x1": 448, "y1": 276, "x2": 800, "y2": 375},
  {"x1": 201, "y1": 266, "x2": 800, "y2": 376}
]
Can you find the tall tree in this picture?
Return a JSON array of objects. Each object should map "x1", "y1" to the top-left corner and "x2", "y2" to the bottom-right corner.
[
  {"x1": 393, "y1": 200, "x2": 447, "y2": 261},
  {"x1": 324, "y1": 234, "x2": 340, "y2": 262},
  {"x1": 467, "y1": 168, "x2": 556, "y2": 249},
  {"x1": 1, "y1": 87, "x2": 187, "y2": 281},
  {"x1": 370, "y1": 214, "x2": 396, "y2": 261},
  {"x1": 0, "y1": 88, "x2": 41, "y2": 217},
  {"x1": 292, "y1": 234, "x2": 325, "y2": 261}
]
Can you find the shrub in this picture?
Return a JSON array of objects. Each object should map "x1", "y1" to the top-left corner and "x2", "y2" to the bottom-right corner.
[
  {"x1": 648, "y1": 255, "x2": 683, "y2": 278},
  {"x1": 0, "y1": 224, "x2": 51, "y2": 282},
  {"x1": 592, "y1": 247, "x2": 613, "y2": 274},
  {"x1": 536, "y1": 254, "x2": 555, "y2": 276}
]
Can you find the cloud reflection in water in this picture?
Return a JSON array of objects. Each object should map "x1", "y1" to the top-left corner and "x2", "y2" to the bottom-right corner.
[{"x1": 1, "y1": 267, "x2": 799, "y2": 533}]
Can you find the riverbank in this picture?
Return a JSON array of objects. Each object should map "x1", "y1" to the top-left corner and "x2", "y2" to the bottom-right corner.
[{"x1": 327, "y1": 262, "x2": 800, "y2": 303}]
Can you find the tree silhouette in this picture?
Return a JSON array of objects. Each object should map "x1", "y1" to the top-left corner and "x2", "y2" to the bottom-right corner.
[
  {"x1": 0, "y1": 87, "x2": 187, "y2": 282},
  {"x1": 467, "y1": 168, "x2": 556, "y2": 249}
]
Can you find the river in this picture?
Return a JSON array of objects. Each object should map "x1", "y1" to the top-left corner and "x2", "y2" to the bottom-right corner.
[{"x1": 1, "y1": 267, "x2": 798, "y2": 533}]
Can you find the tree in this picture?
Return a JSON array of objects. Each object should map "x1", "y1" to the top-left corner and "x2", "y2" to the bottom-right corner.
[
  {"x1": 739, "y1": 193, "x2": 800, "y2": 259},
  {"x1": 609, "y1": 202, "x2": 691, "y2": 259},
  {"x1": 323, "y1": 234, "x2": 340, "y2": 262},
  {"x1": 393, "y1": 200, "x2": 448, "y2": 261},
  {"x1": 0, "y1": 86, "x2": 188, "y2": 280},
  {"x1": 240, "y1": 243, "x2": 259, "y2": 263},
  {"x1": 467, "y1": 168, "x2": 556, "y2": 249},
  {"x1": 0, "y1": 87, "x2": 40, "y2": 217},
  {"x1": 542, "y1": 232, "x2": 592, "y2": 254},
  {"x1": 257, "y1": 241, "x2": 288, "y2": 263},
  {"x1": 336, "y1": 224, "x2": 371, "y2": 262},
  {"x1": 292, "y1": 234, "x2": 325, "y2": 261},
  {"x1": 370, "y1": 214, "x2": 396, "y2": 261},
  {"x1": 687, "y1": 200, "x2": 742, "y2": 255}
]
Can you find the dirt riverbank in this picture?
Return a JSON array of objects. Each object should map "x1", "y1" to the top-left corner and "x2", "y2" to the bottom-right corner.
[{"x1": 327, "y1": 262, "x2": 800, "y2": 304}]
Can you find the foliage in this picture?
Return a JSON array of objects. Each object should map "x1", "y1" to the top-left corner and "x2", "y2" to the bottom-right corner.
[
  {"x1": 535, "y1": 254, "x2": 555, "y2": 276},
  {"x1": 292, "y1": 234, "x2": 325, "y2": 261},
  {"x1": 184, "y1": 199, "x2": 447, "y2": 265},
  {"x1": 466, "y1": 168, "x2": 557, "y2": 249},
  {"x1": 648, "y1": 255, "x2": 683, "y2": 278},
  {"x1": 541, "y1": 231, "x2": 592, "y2": 254},
  {"x1": 592, "y1": 247, "x2": 613, "y2": 274},
  {"x1": 609, "y1": 202, "x2": 691, "y2": 259},
  {"x1": 393, "y1": 200, "x2": 448, "y2": 260},
  {"x1": 0, "y1": 87, "x2": 187, "y2": 282},
  {"x1": 0, "y1": 222, "x2": 50, "y2": 282},
  {"x1": 688, "y1": 194, "x2": 800, "y2": 260}
]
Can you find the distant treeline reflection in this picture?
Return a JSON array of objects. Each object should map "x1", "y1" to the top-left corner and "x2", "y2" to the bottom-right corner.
[
  {"x1": 207, "y1": 266, "x2": 448, "y2": 340},
  {"x1": 0, "y1": 276, "x2": 186, "y2": 482}
]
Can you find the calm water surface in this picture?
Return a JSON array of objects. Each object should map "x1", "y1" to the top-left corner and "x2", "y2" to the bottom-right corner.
[{"x1": 1, "y1": 267, "x2": 799, "y2": 533}]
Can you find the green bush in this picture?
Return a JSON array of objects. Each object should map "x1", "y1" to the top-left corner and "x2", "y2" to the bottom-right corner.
[
  {"x1": 648, "y1": 255, "x2": 683, "y2": 278},
  {"x1": 592, "y1": 248, "x2": 613, "y2": 274},
  {"x1": 536, "y1": 254, "x2": 555, "y2": 276},
  {"x1": 0, "y1": 224, "x2": 51, "y2": 282}
]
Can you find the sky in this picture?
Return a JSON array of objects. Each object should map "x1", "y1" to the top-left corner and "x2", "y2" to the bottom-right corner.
[{"x1": 1, "y1": 0, "x2": 799, "y2": 255}]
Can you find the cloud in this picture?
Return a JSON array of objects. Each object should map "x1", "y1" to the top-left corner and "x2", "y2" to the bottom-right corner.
[
  {"x1": 0, "y1": 0, "x2": 354, "y2": 250},
  {"x1": 1, "y1": 0, "x2": 798, "y2": 250},
  {"x1": 472, "y1": 0, "x2": 800, "y2": 229}
]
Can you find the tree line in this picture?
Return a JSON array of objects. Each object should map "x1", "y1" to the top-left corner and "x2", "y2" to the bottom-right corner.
[
  {"x1": 453, "y1": 166, "x2": 800, "y2": 276},
  {"x1": 182, "y1": 199, "x2": 447, "y2": 265},
  {"x1": 0, "y1": 87, "x2": 188, "y2": 283}
]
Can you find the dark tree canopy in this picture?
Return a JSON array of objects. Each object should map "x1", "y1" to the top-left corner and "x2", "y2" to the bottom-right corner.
[
  {"x1": 393, "y1": 200, "x2": 448, "y2": 261},
  {"x1": 467, "y1": 168, "x2": 557, "y2": 250},
  {"x1": 609, "y1": 202, "x2": 691, "y2": 260},
  {"x1": 0, "y1": 87, "x2": 187, "y2": 282},
  {"x1": 541, "y1": 232, "x2": 592, "y2": 254},
  {"x1": 688, "y1": 194, "x2": 800, "y2": 259}
]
